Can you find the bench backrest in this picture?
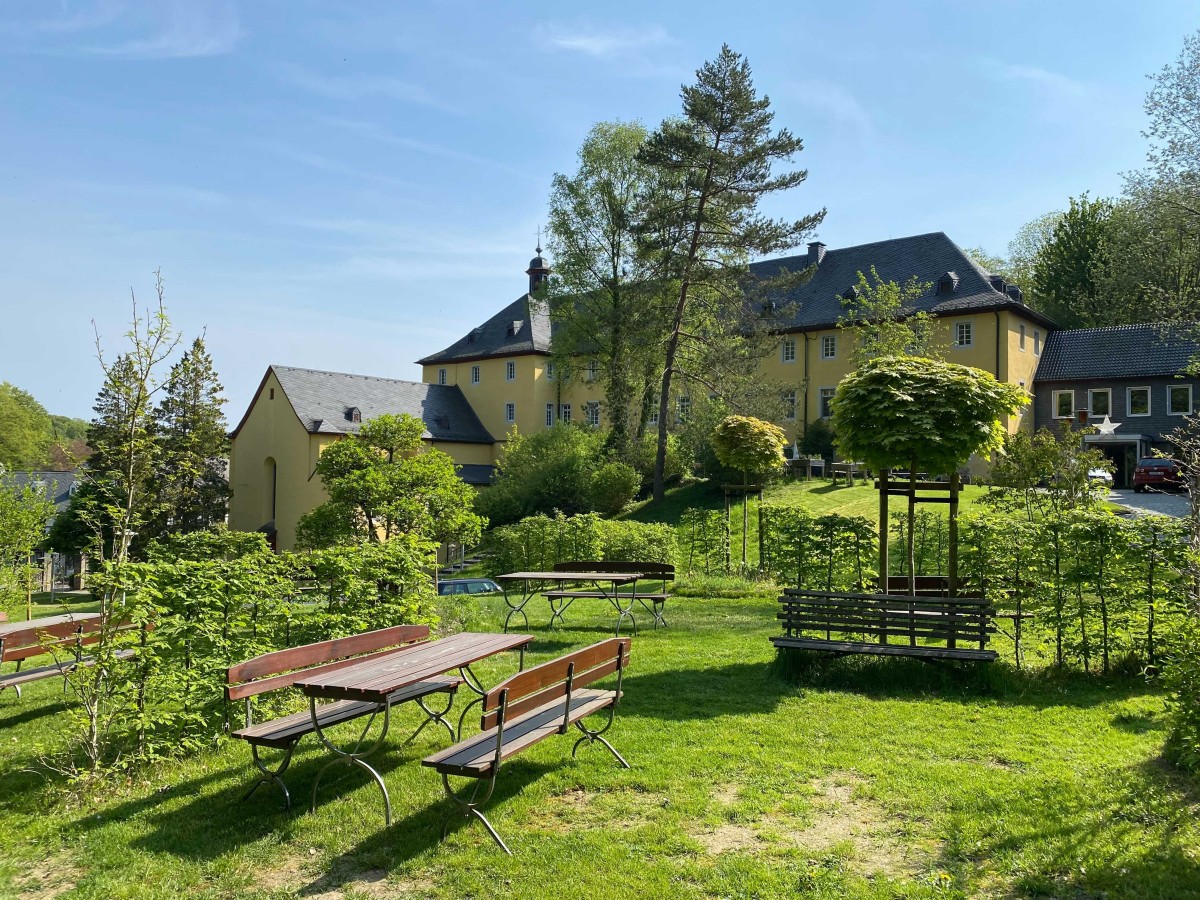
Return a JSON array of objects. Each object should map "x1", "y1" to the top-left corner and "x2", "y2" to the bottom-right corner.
[
  {"x1": 779, "y1": 588, "x2": 994, "y2": 649},
  {"x1": 481, "y1": 637, "x2": 630, "y2": 730},
  {"x1": 554, "y1": 561, "x2": 674, "y2": 582},
  {"x1": 0, "y1": 616, "x2": 141, "y2": 665},
  {"x1": 225, "y1": 624, "x2": 430, "y2": 701}
]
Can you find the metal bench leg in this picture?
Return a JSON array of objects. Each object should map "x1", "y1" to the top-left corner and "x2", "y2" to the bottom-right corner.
[
  {"x1": 501, "y1": 586, "x2": 530, "y2": 634},
  {"x1": 402, "y1": 688, "x2": 457, "y2": 747},
  {"x1": 244, "y1": 743, "x2": 296, "y2": 809},
  {"x1": 454, "y1": 664, "x2": 490, "y2": 739},
  {"x1": 439, "y1": 771, "x2": 510, "y2": 855},
  {"x1": 636, "y1": 598, "x2": 667, "y2": 630},
  {"x1": 310, "y1": 699, "x2": 393, "y2": 825},
  {"x1": 547, "y1": 595, "x2": 575, "y2": 628},
  {"x1": 572, "y1": 718, "x2": 630, "y2": 768}
]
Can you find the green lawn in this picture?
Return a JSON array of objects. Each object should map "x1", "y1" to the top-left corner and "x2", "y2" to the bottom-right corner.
[{"x1": 2, "y1": 589, "x2": 1196, "y2": 899}]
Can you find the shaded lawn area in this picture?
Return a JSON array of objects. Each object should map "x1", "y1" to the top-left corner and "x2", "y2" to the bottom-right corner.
[{"x1": 1, "y1": 588, "x2": 1197, "y2": 899}]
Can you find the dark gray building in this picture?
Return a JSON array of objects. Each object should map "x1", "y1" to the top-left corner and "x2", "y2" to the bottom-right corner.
[{"x1": 1033, "y1": 324, "x2": 1200, "y2": 486}]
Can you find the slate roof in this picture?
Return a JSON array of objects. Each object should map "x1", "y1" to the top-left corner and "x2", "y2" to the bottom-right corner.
[
  {"x1": 1, "y1": 471, "x2": 78, "y2": 513},
  {"x1": 264, "y1": 365, "x2": 495, "y2": 444},
  {"x1": 1034, "y1": 323, "x2": 1200, "y2": 382},
  {"x1": 417, "y1": 295, "x2": 551, "y2": 365},
  {"x1": 750, "y1": 232, "x2": 1057, "y2": 331},
  {"x1": 457, "y1": 464, "x2": 496, "y2": 485}
]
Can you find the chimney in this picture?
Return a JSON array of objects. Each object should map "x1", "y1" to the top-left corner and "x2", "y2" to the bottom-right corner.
[{"x1": 807, "y1": 241, "x2": 827, "y2": 268}]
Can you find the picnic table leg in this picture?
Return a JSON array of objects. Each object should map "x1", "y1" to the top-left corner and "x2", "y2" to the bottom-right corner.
[
  {"x1": 243, "y1": 743, "x2": 296, "y2": 809},
  {"x1": 402, "y1": 690, "x2": 457, "y2": 747},
  {"x1": 636, "y1": 597, "x2": 667, "y2": 630},
  {"x1": 596, "y1": 578, "x2": 637, "y2": 637},
  {"x1": 546, "y1": 593, "x2": 576, "y2": 628},
  {"x1": 501, "y1": 581, "x2": 531, "y2": 634},
  {"x1": 453, "y1": 663, "x2": 489, "y2": 739},
  {"x1": 309, "y1": 697, "x2": 393, "y2": 825}
]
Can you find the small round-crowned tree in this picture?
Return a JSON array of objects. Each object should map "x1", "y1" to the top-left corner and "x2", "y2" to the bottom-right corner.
[
  {"x1": 711, "y1": 415, "x2": 787, "y2": 570},
  {"x1": 831, "y1": 355, "x2": 1027, "y2": 591}
]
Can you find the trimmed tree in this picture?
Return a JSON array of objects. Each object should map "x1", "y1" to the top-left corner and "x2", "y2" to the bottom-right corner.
[
  {"x1": 831, "y1": 356, "x2": 1026, "y2": 593},
  {"x1": 710, "y1": 414, "x2": 786, "y2": 569}
]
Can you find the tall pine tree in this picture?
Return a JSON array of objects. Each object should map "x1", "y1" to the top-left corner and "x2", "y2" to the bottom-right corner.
[
  {"x1": 637, "y1": 46, "x2": 825, "y2": 500},
  {"x1": 147, "y1": 336, "x2": 230, "y2": 539}
]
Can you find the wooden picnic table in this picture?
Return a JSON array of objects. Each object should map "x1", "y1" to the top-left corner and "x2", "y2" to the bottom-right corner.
[
  {"x1": 494, "y1": 571, "x2": 642, "y2": 635},
  {"x1": 294, "y1": 631, "x2": 533, "y2": 823},
  {"x1": 0, "y1": 612, "x2": 101, "y2": 638}
]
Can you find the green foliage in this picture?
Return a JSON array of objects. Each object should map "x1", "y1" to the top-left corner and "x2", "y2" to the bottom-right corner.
[
  {"x1": 987, "y1": 426, "x2": 1112, "y2": 518},
  {"x1": 546, "y1": 120, "x2": 666, "y2": 457},
  {"x1": 1164, "y1": 619, "x2": 1200, "y2": 772},
  {"x1": 482, "y1": 512, "x2": 673, "y2": 576},
  {"x1": 476, "y1": 424, "x2": 638, "y2": 526},
  {"x1": 710, "y1": 415, "x2": 786, "y2": 482},
  {"x1": 836, "y1": 267, "x2": 939, "y2": 364},
  {"x1": 677, "y1": 507, "x2": 729, "y2": 576},
  {"x1": 0, "y1": 382, "x2": 52, "y2": 470},
  {"x1": 0, "y1": 475, "x2": 55, "y2": 616},
  {"x1": 832, "y1": 355, "x2": 1027, "y2": 475},
  {"x1": 299, "y1": 413, "x2": 484, "y2": 549},
  {"x1": 759, "y1": 506, "x2": 874, "y2": 590},
  {"x1": 636, "y1": 44, "x2": 825, "y2": 499},
  {"x1": 1032, "y1": 193, "x2": 1116, "y2": 328},
  {"x1": 798, "y1": 418, "x2": 835, "y2": 461}
]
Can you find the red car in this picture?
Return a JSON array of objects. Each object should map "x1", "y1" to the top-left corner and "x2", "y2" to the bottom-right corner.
[{"x1": 1132, "y1": 458, "x2": 1185, "y2": 493}]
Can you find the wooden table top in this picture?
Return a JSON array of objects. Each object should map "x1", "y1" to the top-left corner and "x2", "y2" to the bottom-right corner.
[
  {"x1": 295, "y1": 631, "x2": 534, "y2": 702},
  {"x1": 495, "y1": 572, "x2": 641, "y2": 583},
  {"x1": 0, "y1": 612, "x2": 101, "y2": 637}
]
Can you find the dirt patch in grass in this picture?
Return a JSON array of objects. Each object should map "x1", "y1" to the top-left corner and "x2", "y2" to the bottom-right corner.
[
  {"x1": 695, "y1": 823, "x2": 762, "y2": 854},
  {"x1": 257, "y1": 856, "x2": 433, "y2": 899},
  {"x1": 529, "y1": 786, "x2": 667, "y2": 831},
  {"x1": 14, "y1": 854, "x2": 83, "y2": 899}
]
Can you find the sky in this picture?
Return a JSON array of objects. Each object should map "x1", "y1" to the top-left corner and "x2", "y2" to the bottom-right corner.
[{"x1": 1, "y1": 0, "x2": 1197, "y2": 421}]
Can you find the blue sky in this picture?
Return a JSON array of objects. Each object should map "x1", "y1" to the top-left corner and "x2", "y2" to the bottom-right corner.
[{"x1": 1, "y1": 0, "x2": 1196, "y2": 420}]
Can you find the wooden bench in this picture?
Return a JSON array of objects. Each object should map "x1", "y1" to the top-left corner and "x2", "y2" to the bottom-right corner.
[
  {"x1": 773, "y1": 588, "x2": 997, "y2": 662},
  {"x1": 542, "y1": 561, "x2": 674, "y2": 633},
  {"x1": 0, "y1": 616, "x2": 141, "y2": 699},
  {"x1": 226, "y1": 624, "x2": 462, "y2": 810},
  {"x1": 422, "y1": 637, "x2": 631, "y2": 854}
]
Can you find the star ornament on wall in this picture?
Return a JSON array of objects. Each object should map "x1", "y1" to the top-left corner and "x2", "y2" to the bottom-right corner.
[{"x1": 1094, "y1": 415, "x2": 1121, "y2": 435}]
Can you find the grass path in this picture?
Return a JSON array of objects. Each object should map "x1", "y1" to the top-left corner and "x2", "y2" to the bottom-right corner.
[{"x1": 1, "y1": 590, "x2": 1196, "y2": 899}]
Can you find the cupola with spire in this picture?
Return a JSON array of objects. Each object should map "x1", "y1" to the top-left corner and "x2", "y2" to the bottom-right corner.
[{"x1": 526, "y1": 244, "x2": 551, "y2": 294}]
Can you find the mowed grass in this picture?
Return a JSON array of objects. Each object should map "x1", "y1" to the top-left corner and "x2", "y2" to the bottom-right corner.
[{"x1": 2, "y1": 588, "x2": 1197, "y2": 899}]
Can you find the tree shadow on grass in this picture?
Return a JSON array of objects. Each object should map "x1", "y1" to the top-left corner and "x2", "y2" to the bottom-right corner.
[{"x1": 0, "y1": 698, "x2": 71, "y2": 730}]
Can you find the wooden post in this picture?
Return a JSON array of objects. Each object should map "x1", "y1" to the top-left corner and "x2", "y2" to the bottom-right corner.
[
  {"x1": 948, "y1": 473, "x2": 960, "y2": 597},
  {"x1": 878, "y1": 468, "x2": 890, "y2": 594}
]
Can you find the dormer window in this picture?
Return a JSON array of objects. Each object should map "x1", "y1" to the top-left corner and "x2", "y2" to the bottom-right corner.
[
  {"x1": 467, "y1": 328, "x2": 481, "y2": 344},
  {"x1": 842, "y1": 285, "x2": 859, "y2": 301},
  {"x1": 435, "y1": 415, "x2": 450, "y2": 430},
  {"x1": 346, "y1": 406, "x2": 361, "y2": 424},
  {"x1": 937, "y1": 272, "x2": 959, "y2": 295},
  {"x1": 506, "y1": 320, "x2": 522, "y2": 338}
]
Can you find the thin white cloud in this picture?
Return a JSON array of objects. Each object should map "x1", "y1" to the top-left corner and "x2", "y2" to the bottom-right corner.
[
  {"x1": 275, "y1": 64, "x2": 452, "y2": 112},
  {"x1": 58, "y1": 180, "x2": 229, "y2": 207},
  {"x1": 319, "y1": 117, "x2": 527, "y2": 176},
  {"x1": 252, "y1": 142, "x2": 416, "y2": 190},
  {"x1": 538, "y1": 23, "x2": 672, "y2": 60},
  {"x1": 789, "y1": 80, "x2": 874, "y2": 135},
  {"x1": 985, "y1": 60, "x2": 1086, "y2": 98},
  {"x1": 0, "y1": 0, "x2": 125, "y2": 36}
]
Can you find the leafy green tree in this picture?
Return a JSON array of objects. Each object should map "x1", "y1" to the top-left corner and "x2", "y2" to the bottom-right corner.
[
  {"x1": 963, "y1": 247, "x2": 1010, "y2": 280},
  {"x1": 0, "y1": 382, "x2": 52, "y2": 470},
  {"x1": 837, "y1": 267, "x2": 939, "y2": 365},
  {"x1": 637, "y1": 45, "x2": 825, "y2": 500},
  {"x1": 297, "y1": 413, "x2": 484, "y2": 549},
  {"x1": 832, "y1": 355, "x2": 1026, "y2": 590},
  {"x1": 546, "y1": 121, "x2": 668, "y2": 459},
  {"x1": 1135, "y1": 28, "x2": 1200, "y2": 226},
  {"x1": 1005, "y1": 211, "x2": 1062, "y2": 304},
  {"x1": 145, "y1": 337, "x2": 230, "y2": 540},
  {"x1": 1032, "y1": 194, "x2": 1116, "y2": 327},
  {"x1": 987, "y1": 426, "x2": 1110, "y2": 520},
  {"x1": 710, "y1": 415, "x2": 786, "y2": 483},
  {"x1": 0, "y1": 473, "x2": 54, "y2": 619}
]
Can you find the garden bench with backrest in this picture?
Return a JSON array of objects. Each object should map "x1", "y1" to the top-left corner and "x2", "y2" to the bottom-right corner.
[
  {"x1": 0, "y1": 613, "x2": 142, "y2": 699},
  {"x1": 541, "y1": 561, "x2": 674, "y2": 632},
  {"x1": 225, "y1": 624, "x2": 462, "y2": 810},
  {"x1": 773, "y1": 588, "x2": 997, "y2": 662},
  {"x1": 422, "y1": 637, "x2": 631, "y2": 854}
]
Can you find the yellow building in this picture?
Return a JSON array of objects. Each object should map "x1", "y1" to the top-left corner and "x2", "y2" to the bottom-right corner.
[
  {"x1": 229, "y1": 232, "x2": 1057, "y2": 547},
  {"x1": 228, "y1": 365, "x2": 495, "y2": 550}
]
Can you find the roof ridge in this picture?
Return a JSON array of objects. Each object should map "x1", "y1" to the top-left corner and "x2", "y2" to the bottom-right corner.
[{"x1": 272, "y1": 364, "x2": 433, "y2": 387}]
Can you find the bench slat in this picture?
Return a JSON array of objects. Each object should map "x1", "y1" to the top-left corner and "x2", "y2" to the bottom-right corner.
[
  {"x1": 226, "y1": 624, "x2": 430, "y2": 684},
  {"x1": 0, "y1": 649, "x2": 136, "y2": 689},
  {"x1": 423, "y1": 688, "x2": 618, "y2": 777},
  {"x1": 483, "y1": 639, "x2": 629, "y2": 711},
  {"x1": 772, "y1": 636, "x2": 997, "y2": 661}
]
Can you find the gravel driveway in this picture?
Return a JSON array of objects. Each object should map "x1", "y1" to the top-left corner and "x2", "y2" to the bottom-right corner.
[{"x1": 1108, "y1": 488, "x2": 1190, "y2": 518}]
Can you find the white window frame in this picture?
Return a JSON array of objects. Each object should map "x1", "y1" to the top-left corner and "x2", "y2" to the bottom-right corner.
[
  {"x1": 505, "y1": 360, "x2": 516, "y2": 381},
  {"x1": 1126, "y1": 386, "x2": 1151, "y2": 417},
  {"x1": 545, "y1": 362, "x2": 555, "y2": 381},
  {"x1": 953, "y1": 321, "x2": 973, "y2": 348},
  {"x1": 586, "y1": 401, "x2": 600, "y2": 427},
  {"x1": 1034, "y1": 330, "x2": 1041, "y2": 356},
  {"x1": 1088, "y1": 388, "x2": 1111, "y2": 418},
  {"x1": 561, "y1": 403, "x2": 572, "y2": 423},
  {"x1": 819, "y1": 387, "x2": 836, "y2": 419},
  {"x1": 1018, "y1": 324, "x2": 1026, "y2": 351},
  {"x1": 437, "y1": 368, "x2": 447, "y2": 385},
  {"x1": 470, "y1": 365, "x2": 480, "y2": 384},
  {"x1": 784, "y1": 389, "x2": 797, "y2": 420},
  {"x1": 504, "y1": 402, "x2": 515, "y2": 424},
  {"x1": 821, "y1": 335, "x2": 836, "y2": 360},
  {"x1": 587, "y1": 360, "x2": 599, "y2": 381},
  {"x1": 1169, "y1": 384, "x2": 1193, "y2": 416},
  {"x1": 1053, "y1": 390, "x2": 1075, "y2": 419},
  {"x1": 781, "y1": 338, "x2": 796, "y2": 364},
  {"x1": 545, "y1": 403, "x2": 554, "y2": 427},
  {"x1": 676, "y1": 396, "x2": 691, "y2": 423},
  {"x1": 647, "y1": 409, "x2": 659, "y2": 427}
]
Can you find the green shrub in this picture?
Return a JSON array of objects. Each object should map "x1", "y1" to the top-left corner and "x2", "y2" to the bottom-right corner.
[
  {"x1": 483, "y1": 512, "x2": 674, "y2": 575},
  {"x1": 1165, "y1": 620, "x2": 1200, "y2": 772},
  {"x1": 591, "y1": 461, "x2": 641, "y2": 515}
]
